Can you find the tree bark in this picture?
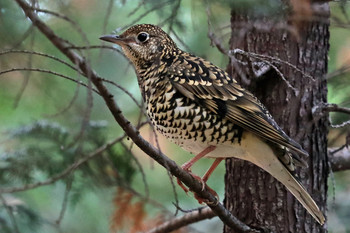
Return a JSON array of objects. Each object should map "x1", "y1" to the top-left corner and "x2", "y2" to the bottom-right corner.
[{"x1": 224, "y1": 3, "x2": 329, "y2": 233}]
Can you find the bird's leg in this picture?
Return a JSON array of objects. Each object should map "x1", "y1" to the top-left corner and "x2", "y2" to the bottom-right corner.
[
  {"x1": 202, "y1": 158, "x2": 224, "y2": 183},
  {"x1": 177, "y1": 145, "x2": 216, "y2": 193},
  {"x1": 194, "y1": 158, "x2": 224, "y2": 204}
]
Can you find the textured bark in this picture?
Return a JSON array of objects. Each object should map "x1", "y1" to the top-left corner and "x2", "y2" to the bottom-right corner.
[{"x1": 224, "y1": 3, "x2": 329, "y2": 233}]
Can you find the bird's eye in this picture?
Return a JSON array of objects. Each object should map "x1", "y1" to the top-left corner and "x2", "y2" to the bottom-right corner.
[{"x1": 137, "y1": 32, "x2": 149, "y2": 43}]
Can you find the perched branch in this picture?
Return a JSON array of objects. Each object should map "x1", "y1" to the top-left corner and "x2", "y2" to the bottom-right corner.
[
  {"x1": 329, "y1": 147, "x2": 350, "y2": 172},
  {"x1": 146, "y1": 207, "x2": 216, "y2": 233},
  {"x1": 13, "y1": 0, "x2": 259, "y2": 232}
]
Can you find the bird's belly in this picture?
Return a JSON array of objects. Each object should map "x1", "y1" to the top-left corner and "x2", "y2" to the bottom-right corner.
[{"x1": 174, "y1": 137, "x2": 248, "y2": 159}]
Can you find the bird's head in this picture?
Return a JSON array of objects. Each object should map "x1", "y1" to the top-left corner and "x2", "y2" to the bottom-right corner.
[{"x1": 100, "y1": 24, "x2": 177, "y2": 68}]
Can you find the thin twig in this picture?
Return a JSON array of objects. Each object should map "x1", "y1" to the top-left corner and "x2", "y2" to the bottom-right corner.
[
  {"x1": 55, "y1": 177, "x2": 73, "y2": 226},
  {"x1": 102, "y1": 0, "x2": 114, "y2": 35},
  {"x1": 29, "y1": 7, "x2": 90, "y2": 46},
  {"x1": 118, "y1": 1, "x2": 173, "y2": 32},
  {"x1": 327, "y1": 63, "x2": 350, "y2": 79},
  {"x1": 121, "y1": 142, "x2": 149, "y2": 199},
  {"x1": 13, "y1": 33, "x2": 35, "y2": 108},
  {"x1": 0, "y1": 50, "x2": 83, "y2": 74},
  {"x1": 331, "y1": 119, "x2": 350, "y2": 128},
  {"x1": 127, "y1": 0, "x2": 145, "y2": 17},
  {"x1": 43, "y1": 83, "x2": 81, "y2": 118},
  {"x1": 231, "y1": 49, "x2": 315, "y2": 81},
  {"x1": 0, "y1": 68, "x2": 100, "y2": 95},
  {"x1": 146, "y1": 207, "x2": 216, "y2": 233},
  {"x1": 9, "y1": 25, "x2": 34, "y2": 49},
  {"x1": 99, "y1": 77, "x2": 143, "y2": 109}
]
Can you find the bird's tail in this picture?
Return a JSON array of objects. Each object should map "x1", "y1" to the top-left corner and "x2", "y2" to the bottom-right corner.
[
  {"x1": 243, "y1": 132, "x2": 325, "y2": 224},
  {"x1": 278, "y1": 167, "x2": 325, "y2": 225},
  {"x1": 256, "y1": 155, "x2": 325, "y2": 225}
]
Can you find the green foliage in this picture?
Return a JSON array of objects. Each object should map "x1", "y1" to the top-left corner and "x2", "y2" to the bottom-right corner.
[
  {"x1": 0, "y1": 120, "x2": 136, "y2": 232},
  {"x1": 1, "y1": 120, "x2": 136, "y2": 186}
]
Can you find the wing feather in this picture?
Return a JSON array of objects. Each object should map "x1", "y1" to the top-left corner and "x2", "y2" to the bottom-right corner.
[{"x1": 166, "y1": 53, "x2": 308, "y2": 160}]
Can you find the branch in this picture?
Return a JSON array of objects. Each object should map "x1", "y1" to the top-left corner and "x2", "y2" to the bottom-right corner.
[
  {"x1": 13, "y1": 0, "x2": 259, "y2": 232},
  {"x1": 322, "y1": 103, "x2": 350, "y2": 115},
  {"x1": 329, "y1": 147, "x2": 350, "y2": 172},
  {"x1": 146, "y1": 207, "x2": 216, "y2": 233},
  {"x1": 0, "y1": 68, "x2": 99, "y2": 94}
]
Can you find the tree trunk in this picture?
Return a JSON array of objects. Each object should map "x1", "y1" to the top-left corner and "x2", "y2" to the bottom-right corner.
[{"x1": 224, "y1": 2, "x2": 329, "y2": 233}]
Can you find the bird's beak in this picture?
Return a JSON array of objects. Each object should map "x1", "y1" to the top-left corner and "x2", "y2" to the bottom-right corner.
[{"x1": 99, "y1": 34, "x2": 125, "y2": 45}]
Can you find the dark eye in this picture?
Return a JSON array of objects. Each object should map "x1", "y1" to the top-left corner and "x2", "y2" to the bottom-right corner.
[{"x1": 137, "y1": 32, "x2": 149, "y2": 43}]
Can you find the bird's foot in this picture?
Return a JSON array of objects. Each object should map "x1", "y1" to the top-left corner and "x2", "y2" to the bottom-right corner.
[
  {"x1": 194, "y1": 184, "x2": 219, "y2": 205},
  {"x1": 176, "y1": 169, "x2": 218, "y2": 205},
  {"x1": 176, "y1": 169, "x2": 205, "y2": 194}
]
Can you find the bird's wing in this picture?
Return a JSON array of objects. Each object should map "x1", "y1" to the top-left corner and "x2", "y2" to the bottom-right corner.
[{"x1": 166, "y1": 53, "x2": 308, "y2": 161}]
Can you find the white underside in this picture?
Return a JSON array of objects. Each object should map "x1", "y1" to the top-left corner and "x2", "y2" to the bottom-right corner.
[{"x1": 174, "y1": 131, "x2": 272, "y2": 162}]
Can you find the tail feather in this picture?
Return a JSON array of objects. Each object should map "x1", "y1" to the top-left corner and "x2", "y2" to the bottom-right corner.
[
  {"x1": 243, "y1": 132, "x2": 325, "y2": 224},
  {"x1": 282, "y1": 169, "x2": 325, "y2": 225}
]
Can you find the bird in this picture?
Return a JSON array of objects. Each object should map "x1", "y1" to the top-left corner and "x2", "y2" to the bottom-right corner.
[{"x1": 100, "y1": 24, "x2": 325, "y2": 225}]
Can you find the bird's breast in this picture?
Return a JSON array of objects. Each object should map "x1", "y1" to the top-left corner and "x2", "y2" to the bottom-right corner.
[{"x1": 144, "y1": 82, "x2": 244, "y2": 156}]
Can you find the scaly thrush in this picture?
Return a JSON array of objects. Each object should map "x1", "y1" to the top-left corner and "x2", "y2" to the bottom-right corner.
[{"x1": 100, "y1": 24, "x2": 325, "y2": 225}]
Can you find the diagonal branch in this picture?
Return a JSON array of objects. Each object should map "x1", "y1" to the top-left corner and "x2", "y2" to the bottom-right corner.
[{"x1": 13, "y1": 0, "x2": 260, "y2": 232}]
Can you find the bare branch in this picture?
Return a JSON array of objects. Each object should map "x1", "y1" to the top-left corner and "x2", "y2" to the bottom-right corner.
[
  {"x1": 55, "y1": 177, "x2": 73, "y2": 226},
  {"x1": 331, "y1": 119, "x2": 350, "y2": 128},
  {"x1": 0, "y1": 68, "x2": 100, "y2": 95},
  {"x1": 118, "y1": 1, "x2": 173, "y2": 32},
  {"x1": 329, "y1": 147, "x2": 350, "y2": 172},
  {"x1": 127, "y1": 0, "x2": 145, "y2": 17},
  {"x1": 146, "y1": 207, "x2": 216, "y2": 233},
  {"x1": 327, "y1": 63, "x2": 350, "y2": 79},
  {"x1": 29, "y1": 7, "x2": 90, "y2": 46},
  {"x1": 322, "y1": 103, "x2": 350, "y2": 115},
  {"x1": 13, "y1": 1, "x2": 260, "y2": 231},
  {"x1": 99, "y1": 77, "x2": 143, "y2": 109},
  {"x1": 43, "y1": 83, "x2": 80, "y2": 118},
  {"x1": 121, "y1": 142, "x2": 149, "y2": 198},
  {"x1": 102, "y1": 0, "x2": 114, "y2": 35},
  {"x1": 0, "y1": 50, "x2": 83, "y2": 74}
]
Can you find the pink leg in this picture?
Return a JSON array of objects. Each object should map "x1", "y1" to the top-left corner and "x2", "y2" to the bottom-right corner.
[
  {"x1": 202, "y1": 158, "x2": 224, "y2": 183},
  {"x1": 177, "y1": 145, "x2": 216, "y2": 193},
  {"x1": 194, "y1": 158, "x2": 224, "y2": 204},
  {"x1": 182, "y1": 145, "x2": 216, "y2": 170}
]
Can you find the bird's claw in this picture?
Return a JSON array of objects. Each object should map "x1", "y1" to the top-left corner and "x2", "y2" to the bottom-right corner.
[
  {"x1": 177, "y1": 172, "x2": 219, "y2": 205},
  {"x1": 194, "y1": 184, "x2": 220, "y2": 205}
]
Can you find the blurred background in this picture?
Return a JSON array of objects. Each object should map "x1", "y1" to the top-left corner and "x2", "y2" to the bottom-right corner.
[{"x1": 0, "y1": 0, "x2": 349, "y2": 232}]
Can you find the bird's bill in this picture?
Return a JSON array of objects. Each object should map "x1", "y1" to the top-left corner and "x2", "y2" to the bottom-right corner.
[{"x1": 99, "y1": 35, "x2": 128, "y2": 45}]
